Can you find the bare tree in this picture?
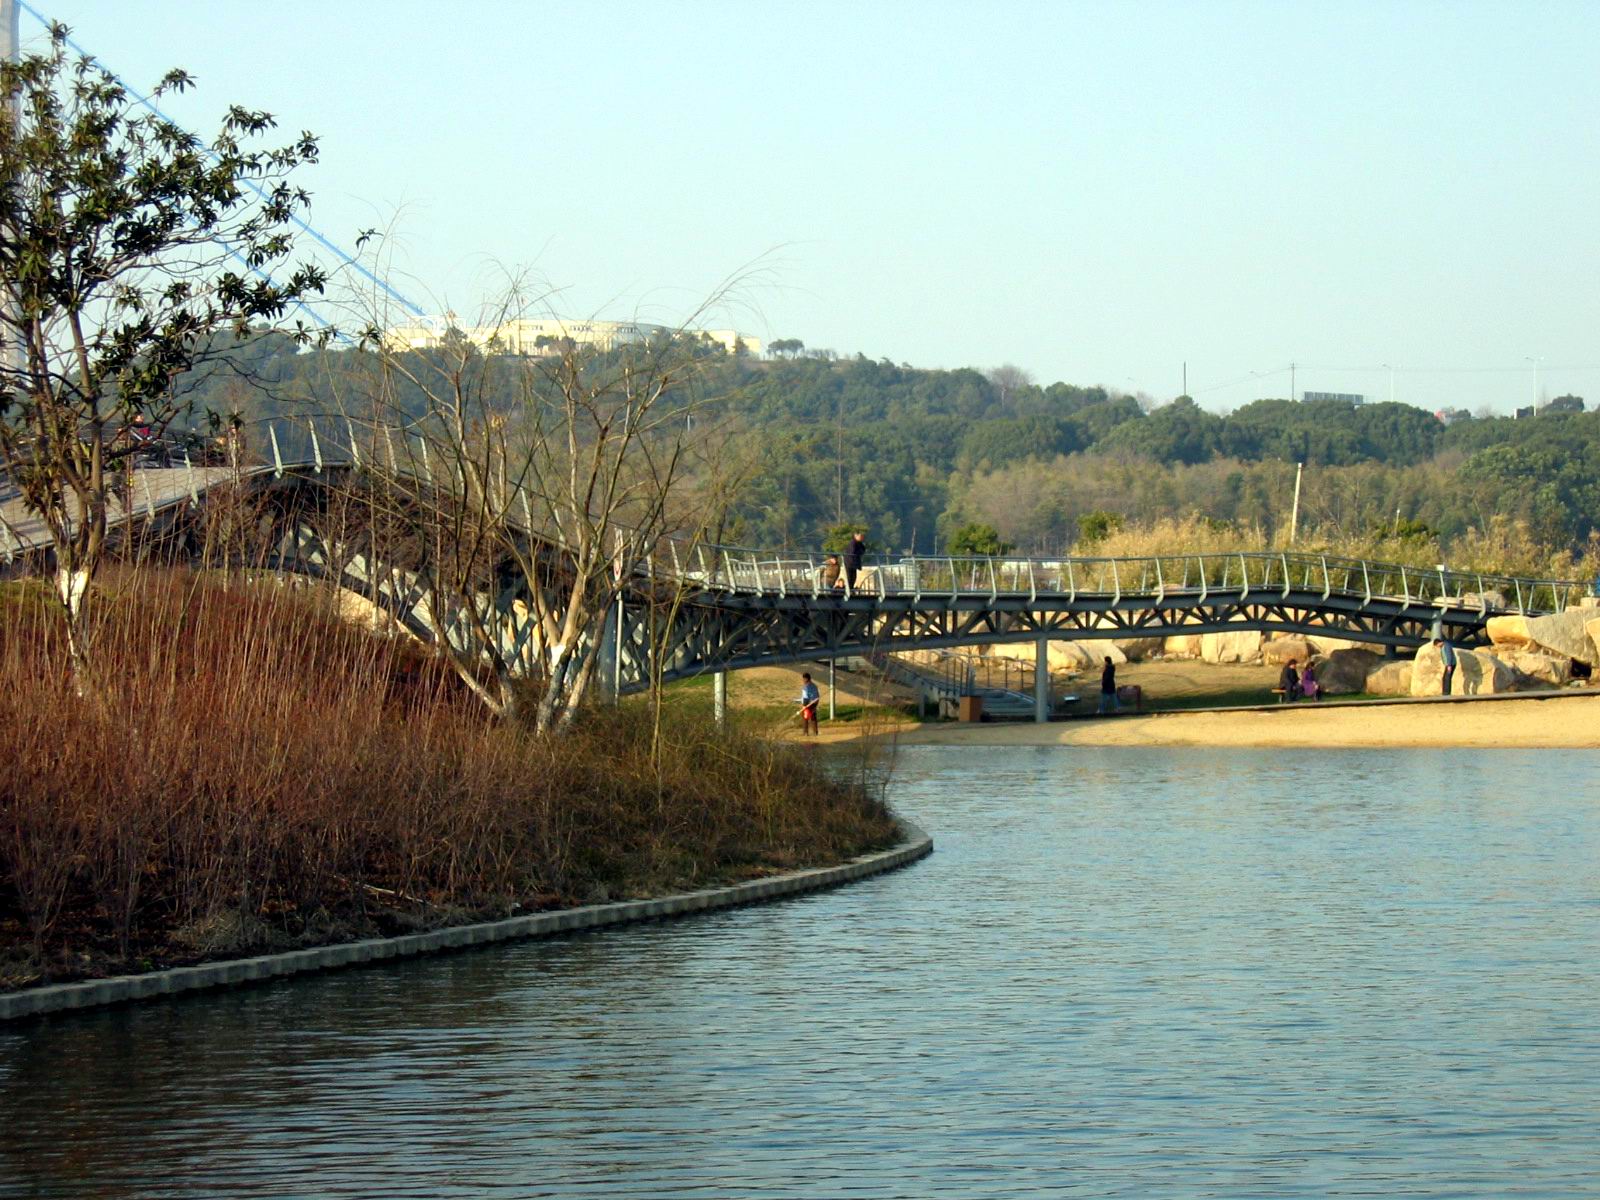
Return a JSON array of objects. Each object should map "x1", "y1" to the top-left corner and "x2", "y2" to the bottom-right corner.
[{"x1": 344, "y1": 294, "x2": 739, "y2": 735}]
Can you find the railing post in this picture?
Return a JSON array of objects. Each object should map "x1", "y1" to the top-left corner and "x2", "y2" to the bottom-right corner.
[
  {"x1": 1320, "y1": 555, "x2": 1331, "y2": 601},
  {"x1": 1401, "y1": 567, "x2": 1410, "y2": 606},
  {"x1": 1238, "y1": 553, "x2": 1249, "y2": 600},
  {"x1": 183, "y1": 448, "x2": 199, "y2": 503},
  {"x1": 309, "y1": 419, "x2": 323, "y2": 473},
  {"x1": 347, "y1": 419, "x2": 361, "y2": 468},
  {"x1": 1067, "y1": 560, "x2": 1077, "y2": 602},
  {"x1": 1027, "y1": 559, "x2": 1037, "y2": 605},
  {"x1": 269, "y1": 424, "x2": 284, "y2": 479},
  {"x1": 1111, "y1": 559, "x2": 1121, "y2": 606},
  {"x1": 987, "y1": 557, "x2": 997, "y2": 602},
  {"x1": 1154, "y1": 558, "x2": 1164, "y2": 603},
  {"x1": 1514, "y1": 578, "x2": 1525, "y2": 615},
  {"x1": 1279, "y1": 553, "x2": 1291, "y2": 599},
  {"x1": 1197, "y1": 555, "x2": 1208, "y2": 604}
]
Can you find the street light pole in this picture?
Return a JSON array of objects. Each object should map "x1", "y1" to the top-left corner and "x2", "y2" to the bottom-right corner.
[
  {"x1": 1524, "y1": 356, "x2": 1543, "y2": 411},
  {"x1": 1289, "y1": 461, "x2": 1304, "y2": 545}
]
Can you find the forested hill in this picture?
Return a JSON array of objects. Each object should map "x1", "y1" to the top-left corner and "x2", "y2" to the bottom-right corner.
[{"x1": 183, "y1": 338, "x2": 1600, "y2": 565}]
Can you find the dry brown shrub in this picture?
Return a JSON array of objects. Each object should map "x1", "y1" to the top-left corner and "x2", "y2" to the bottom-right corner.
[{"x1": 0, "y1": 569, "x2": 895, "y2": 989}]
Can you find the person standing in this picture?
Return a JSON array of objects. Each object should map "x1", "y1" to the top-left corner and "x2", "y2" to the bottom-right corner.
[
  {"x1": 843, "y1": 530, "x2": 867, "y2": 592},
  {"x1": 1435, "y1": 637, "x2": 1457, "y2": 695},
  {"x1": 1099, "y1": 655, "x2": 1117, "y2": 715},
  {"x1": 798, "y1": 672, "x2": 820, "y2": 736}
]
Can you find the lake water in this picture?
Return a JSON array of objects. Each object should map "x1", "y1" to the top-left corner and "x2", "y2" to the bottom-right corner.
[{"x1": 3, "y1": 747, "x2": 1599, "y2": 1198}]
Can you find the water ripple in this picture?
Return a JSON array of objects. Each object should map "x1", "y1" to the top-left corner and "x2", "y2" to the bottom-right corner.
[{"x1": 3, "y1": 746, "x2": 1599, "y2": 1197}]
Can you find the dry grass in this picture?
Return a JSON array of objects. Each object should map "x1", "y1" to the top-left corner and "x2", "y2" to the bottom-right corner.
[
  {"x1": 1088, "y1": 512, "x2": 1586, "y2": 580},
  {"x1": 0, "y1": 569, "x2": 897, "y2": 990}
]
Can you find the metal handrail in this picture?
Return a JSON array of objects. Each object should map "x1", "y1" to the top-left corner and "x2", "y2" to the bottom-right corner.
[{"x1": 11, "y1": 416, "x2": 1580, "y2": 616}]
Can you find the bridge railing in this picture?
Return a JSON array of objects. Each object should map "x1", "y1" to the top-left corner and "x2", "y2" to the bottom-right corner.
[
  {"x1": 663, "y1": 542, "x2": 1580, "y2": 616},
  {"x1": 23, "y1": 416, "x2": 1577, "y2": 618}
]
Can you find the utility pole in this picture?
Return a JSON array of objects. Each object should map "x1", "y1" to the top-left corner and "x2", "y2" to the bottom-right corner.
[
  {"x1": 1288, "y1": 461, "x2": 1304, "y2": 545},
  {"x1": 1289, "y1": 362, "x2": 1297, "y2": 402}
]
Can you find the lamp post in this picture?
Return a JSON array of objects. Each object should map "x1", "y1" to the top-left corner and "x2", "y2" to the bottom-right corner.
[
  {"x1": 1524, "y1": 356, "x2": 1543, "y2": 412},
  {"x1": 1381, "y1": 363, "x2": 1395, "y2": 404}
]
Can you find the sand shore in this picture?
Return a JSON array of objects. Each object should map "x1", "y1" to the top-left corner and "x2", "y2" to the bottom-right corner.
[{"x1": 885, "y1": 692, "x2": 1600, "y2": 750}]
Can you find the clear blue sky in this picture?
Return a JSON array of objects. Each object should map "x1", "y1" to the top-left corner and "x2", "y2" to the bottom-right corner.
[{"x1": 20, "y1": 0, "x2": 1600, "y2": 412}]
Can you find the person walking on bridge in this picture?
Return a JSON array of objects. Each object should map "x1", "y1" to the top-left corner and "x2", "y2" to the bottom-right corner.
[
  {"x1": 798, "y1": 672, "x2": 821, "y2": 736},
  {"x1": 843, "y1": 530, "x2": 867, "y2": 592}
]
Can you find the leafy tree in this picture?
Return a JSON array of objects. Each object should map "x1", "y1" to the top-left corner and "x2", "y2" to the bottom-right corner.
[
  {"x1": 1547, "y1": 393, "x2": 1585, "y2": 414},
  {"x1": 822, "y1": 522, "x2": 868, "y2": 552},
  {"x1": 0, "y1": 26, "x2": 325, "y2": 679},
  {"x1": 1076, "y1": 509, "x2": 1124, "y2": 548},
  {"x1": 947, "y1": 522, "x2": 1014, "y2": 556}
]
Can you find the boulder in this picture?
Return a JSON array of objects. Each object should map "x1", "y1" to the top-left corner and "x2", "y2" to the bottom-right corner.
[
  {"x1": 1306, "y1": 634, "x2": 1366, "y2": 656},
  {"x1": 1262, "y1": 636, "x2": 1312, "y2": 665},
  {"x1": 1524, "y1": 610, "x2": 1600, "y2": 667},
  {"x1": 1461, "y1": 590, "x2": 1508, "y2": 611},
  {"x1": 1315, "y1": 648, "x2": 1384, "y2": 694},
  {"x1": 1053, "y1": 641, "x2": 1111, "y2": 671},
  {"x1": 1504, "y1": 651, "x2": 1572, "y2": 688},
  {"x1": 1412, "y1": 643, "x2": 1517, "y2": 696},
  {"x1": 1112, "y1": 637, "x2": 1165, "y2": 662},
  {"x1": 1364, "y1": 660, "x2": 1413, "y2": 696},
  {"x1": 1589, "y1": 618, "x2": 1600, "y2": 665},
  {"x1": 1163, "y1": 634, "x2": 1205, "y2": 659},
  {"x1": 990, "y1": 640, "x2": 1113, "y2": 672},
  {"x1": 1484, "y1": 614, "x2": 1535, "y2": 651},
  {"x1": 1200, "y1": 630, "x2": 1263, "y2": 664}
]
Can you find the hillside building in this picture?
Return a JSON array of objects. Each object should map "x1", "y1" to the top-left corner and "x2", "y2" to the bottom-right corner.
[{"x1": 382, "y1": 316, "x2": 760, "y2": 357}]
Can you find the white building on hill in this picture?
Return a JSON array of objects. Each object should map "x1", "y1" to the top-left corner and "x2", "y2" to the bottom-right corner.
[{"x1": 383, "y1": 316, "x2": 760, "y2": 357}]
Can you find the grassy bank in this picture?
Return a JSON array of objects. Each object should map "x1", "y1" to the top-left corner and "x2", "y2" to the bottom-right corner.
[{"x1": 0, "y1": 571, "x2": 897, "y2": 992}]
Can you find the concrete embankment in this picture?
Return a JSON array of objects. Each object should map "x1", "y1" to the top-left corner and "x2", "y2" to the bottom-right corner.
[{"x1": 1, "y1": 820, "x2": 932, "y2": 1022}]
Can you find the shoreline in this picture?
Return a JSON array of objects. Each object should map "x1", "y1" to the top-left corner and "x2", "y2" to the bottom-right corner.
[
  {"x1": 873, "y1": 690, "x2": 1600, "y2": 749},
  {"x1": 0, "y1": 820, "x2": 933, "y2": 1021}
]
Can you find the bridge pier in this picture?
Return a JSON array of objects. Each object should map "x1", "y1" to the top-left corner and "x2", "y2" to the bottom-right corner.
[
  {"x1": 713, "y1": 671, "x2": 727, "y2": 728},
  {"x1": 1035, "y1": 635, "x2": 1050, "y2": 724}
]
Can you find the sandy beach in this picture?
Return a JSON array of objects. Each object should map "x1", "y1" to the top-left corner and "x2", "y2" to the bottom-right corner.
[
  {"x1": 731, "y1": 660, "x2": 1600, "y2": 750},
  {"x1": 887, "y1": 692, "x2": 1600, "y2": 750}
]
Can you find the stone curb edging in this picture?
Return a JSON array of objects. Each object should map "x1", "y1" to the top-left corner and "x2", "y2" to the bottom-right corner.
[{"x1": 1, "y1": 820, "x2": 932, "y2": 1023}]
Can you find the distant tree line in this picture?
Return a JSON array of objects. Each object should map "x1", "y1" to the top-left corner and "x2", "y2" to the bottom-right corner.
[{"x1": 166, "y1": 336, "x2": 1599, "y2": 570}]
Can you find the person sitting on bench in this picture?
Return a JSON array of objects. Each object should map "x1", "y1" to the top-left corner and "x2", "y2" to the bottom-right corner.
[{"x1": 1278, "y1": 658, "x2": 1301, "y2": 702}]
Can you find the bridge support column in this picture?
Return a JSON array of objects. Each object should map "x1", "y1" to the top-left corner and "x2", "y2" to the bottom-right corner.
[
  {"x1": 1035, "y1": 635, "x2": 1050, "y2": 723},
  {"x1": 713, "y1": 671, "x2": 727, "y2": 728}
]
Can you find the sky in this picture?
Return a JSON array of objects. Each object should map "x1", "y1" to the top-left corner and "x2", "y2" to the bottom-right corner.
[{"x1": 15, "y1": 0, "x2": 1600, "y2": 413}]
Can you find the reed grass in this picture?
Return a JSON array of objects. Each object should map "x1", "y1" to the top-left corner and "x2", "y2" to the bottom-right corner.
[{"x1": 0, "y1": 568, "x2": 897, "y2": 990}]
